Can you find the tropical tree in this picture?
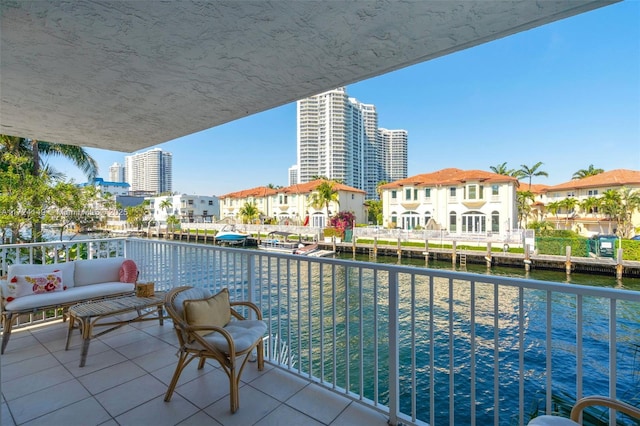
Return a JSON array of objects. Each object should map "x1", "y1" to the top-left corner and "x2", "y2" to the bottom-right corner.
[
  {"x1": 364, "y1": 199, "x2": 382, "y2": 225},
  {"x1": 166, "y1": 215, "x2": 181, "y2": 234},
  {"x1": 545, "y1": 200, "x2": 562, "y2": 229},
  {"x1": 572, "y1": 165, "x2": 604, "y2": 180},
  {"x1": 376, "y1": 180, "x2": 388, "y2": 200},
  {"x1": 308, "y1": 180, "x2": 339, "y2": 222},
  {"x1": 159, "y1": 198, "x2": 173, "y2": 215},
  {"x1": 238, "y1": 202, "x2": 260, "y2": 224},
  {"x1": 490, "y1": 163, "x2": 525, "y2": 183},
  {"x1": 516, "y1": 190, "x2": 535, "y2": 228},
  {"x1": 600, "y1": 189, "x2": 622, "y2": 234},
  {"x1": 0, "y1": 135, "x2": 99, "y2": 241},
  {"x1": 559, "y1": 197, "x2": 578, "y2": 229},
  {"x1": 580, "y1": 196, "x2": 601, "y2": 218},
  {"x1": 126, "y1": 200, "x2": 151, "y2": 230},
  {"x1": 617, "y1": 187, "x2": 640, "y2": 238},
  {"x1": 518, "y1": 162, "x2": 549, "y2": 191},
  {"x1": 0, "y1": 153, "x2": 51, "y2": 243},
  {"x1": 46, "y1": 183, "x2": 101, "y2": 239}
]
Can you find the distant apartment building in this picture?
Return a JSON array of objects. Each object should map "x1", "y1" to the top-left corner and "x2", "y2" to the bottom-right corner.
[
  {"x1": 291, "y1": 87, "x2": 408, "y2": 200},
  {"x1": 125, "y1": 148, "x2": 172, "y2": 195},
  {"x1": 148, "y1": 194, "x2": 220, "y2": 224},
  {"x1": 79, "y1": 177, "x2": 130, "y2": 196},
  {"x1": 288, "y1": 165, "x2": 299, "y2": 186},
  {"x1": 379, "y1": 168, "x2": 518, "y2": 233},
  {"x1": 525, "y1": 169, "x2": 640, "y2": 237},
  {"x1": 219, "y1": 180, "x2": 366, "y2": 227},
  {"x1": 109, "y1": 162, "x2": 125, "y2": 183}
]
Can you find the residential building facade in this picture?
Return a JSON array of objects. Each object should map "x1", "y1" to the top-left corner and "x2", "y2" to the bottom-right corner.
[
  {"x1": 528, "y1": 169, "x2": 640, "y2": 237},
  {"x1": 379, "y1": 168, "x2": 518, "y2": 234},
  {"x1": 219, "y1": 180, "x2": 366, "y2": 227},
  {"x1": 292, "y1": 87, "x2": 407, "y2": 200},
  {"x1": 148, "y1": 194, "x2": 219, "y2": 224},
  {"x1": 125, "y1": 148, "x2": 173, "y2": 194},
  {"x1": 80, "y1": 177, "x2": 130, "y2": 197}
]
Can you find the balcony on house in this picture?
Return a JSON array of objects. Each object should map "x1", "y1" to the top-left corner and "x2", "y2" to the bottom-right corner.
[{"x1": 1, "y1": 238, "x2": 639, "y2": 426}]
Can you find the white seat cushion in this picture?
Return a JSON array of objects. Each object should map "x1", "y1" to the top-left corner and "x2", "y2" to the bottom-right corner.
[
  {"x1": 189, "y1": 319, "x2": 267, "y2": 353},
  {"x1": 3, "y1": 282, "x2": 134, "y2": 311},
  {"x1": 528, "y1": 415, "x2": 579, "y2": 426}
]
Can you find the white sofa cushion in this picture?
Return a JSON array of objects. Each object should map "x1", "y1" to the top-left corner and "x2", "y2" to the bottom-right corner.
[
  {"x1": 7, "y1": 262, "x2": 76, "y2": 289},
  {"x1": 74, "y1": 257, "x2": 125, "y2": 287},
  {"x1": 3, "y1": 282, "x2": 135, "y2": 312}
]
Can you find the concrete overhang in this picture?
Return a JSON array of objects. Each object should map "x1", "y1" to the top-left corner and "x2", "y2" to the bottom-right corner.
[{"x1": 0, "y1": 1, "x2": 618, "y2": 152}]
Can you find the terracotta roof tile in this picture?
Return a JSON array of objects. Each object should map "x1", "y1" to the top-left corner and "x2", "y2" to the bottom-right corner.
[
  {"x1": 379, "y1": 168, "x2": 518, "y2": 189},
  {"x1": 281, "y1": 179, "x2": 365, "y2": 195},
  {"x1": 545, "y1": 169, "x2": 640, "y2": 191},
  {"x1": 219, "y1": 186, "x2": 278, "y2": 199},
  {"x1": 219, "y1": 180, "x2": 365, "y2": 199}
]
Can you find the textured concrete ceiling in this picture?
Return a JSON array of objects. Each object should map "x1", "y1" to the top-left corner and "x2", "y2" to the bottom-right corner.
[{"x1": 0, "y1": 1, "x2": 617, "y2": 152}]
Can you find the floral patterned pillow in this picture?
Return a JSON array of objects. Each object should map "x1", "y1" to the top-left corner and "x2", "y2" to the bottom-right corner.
[{"x1": 6, "y1": 271, "x2": 65, "y2": 302}]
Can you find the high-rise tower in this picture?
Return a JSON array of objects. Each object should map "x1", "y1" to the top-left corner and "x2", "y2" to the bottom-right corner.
[
  {"x1": 293, "y1": 87, "x2": 407, "y2": 199},
  {"x1": 124, "y1": 148, "x2": 172, "y2": 194}
]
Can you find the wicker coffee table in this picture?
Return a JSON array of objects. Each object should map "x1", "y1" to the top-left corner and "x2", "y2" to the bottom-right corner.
[{"x1": 65, "y1": 293, "x2": 165, "y2": 367}]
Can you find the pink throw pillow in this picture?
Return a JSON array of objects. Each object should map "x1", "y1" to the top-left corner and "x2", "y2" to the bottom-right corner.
[{"x1": 119, "y1": 260, "x2": 138, "y2": 283}]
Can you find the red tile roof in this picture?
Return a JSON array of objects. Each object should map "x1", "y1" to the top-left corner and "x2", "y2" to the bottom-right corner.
[
  {"x1": 379, "y1": 168, "x2": 518, "y2": 189},
  {"x1": 281, "y1": 179, "x2": 365, "y2": 195},
  {"x1": 219, "y1": 180, "x2": 365, "y2": 199},
  {"x1": 519, "y1": 183, "x2": 550, "y2": 194},
  {"x1": 219, "y1": 186, "x2": 278, "y2": 199},
  {"x1": 545, "y1": 169, "x2": 640, "y2": 191}
]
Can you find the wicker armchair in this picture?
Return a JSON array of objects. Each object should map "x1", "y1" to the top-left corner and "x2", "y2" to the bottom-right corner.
[
  {"x1": 164, "y1": 286, "x2": 266, "y2": 413},
  {"x1": 528, "y1": 396, "x2": 640, "y2": 425}
]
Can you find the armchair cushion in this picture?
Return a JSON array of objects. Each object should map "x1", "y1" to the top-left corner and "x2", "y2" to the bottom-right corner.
[
  {"x1": 183, "y1": 288, "x2": 231, "y2": 336},
  {"x1": 201, "y1": 320, "x2": 267, "y2": 353}
]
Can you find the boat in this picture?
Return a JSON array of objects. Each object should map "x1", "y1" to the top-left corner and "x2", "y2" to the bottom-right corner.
[
  {"x1": 214, "y1": 225, "x2": 250, "y2": 244},
  {"x1": 294, "y1": 242, "x2": 319, "y2": 255},
  {"x1": 258, "y1": 231, "x2": 301, "y2": 253}
]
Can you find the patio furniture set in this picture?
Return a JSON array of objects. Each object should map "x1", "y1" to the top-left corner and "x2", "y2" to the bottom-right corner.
[{"x1": 0, "y1": 256, "x2": 267, "y2": 413}]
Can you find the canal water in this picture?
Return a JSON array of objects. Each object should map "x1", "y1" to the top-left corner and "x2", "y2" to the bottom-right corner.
[{"x1": 335, "y1": 251, "x2": 640, "y2": 291}]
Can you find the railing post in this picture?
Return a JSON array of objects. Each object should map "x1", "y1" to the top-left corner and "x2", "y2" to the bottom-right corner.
[
  {"x1": 388, "y1": 270, "x2": 400, "y2": 426},
  {"x1": 171, "y1": 244, "x2": 179, "y2": 288},
  {"x1": 247, "y1": 253, "x2": 255, "y2": 308}
]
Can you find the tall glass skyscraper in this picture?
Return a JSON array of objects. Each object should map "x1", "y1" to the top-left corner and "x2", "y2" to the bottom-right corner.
[
  {"x1": 124, "y1": 148, "x2": 172, "y2": 194},
  {"x1": 292, "y1": 87, "x2": 407, "y2": 199}
]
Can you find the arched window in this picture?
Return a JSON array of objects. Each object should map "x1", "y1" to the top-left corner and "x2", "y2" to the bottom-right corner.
[
  {"x1": 461, "y1": 210, "x2": 486, "y2": 234},
  {"x1": 424, "y1": 211, "x2": 432, "y2": 227},
  {"x1": 401, "y1": 211, "x2": 419, "y2": 230},
  {"x1": 449, "y1": 211, "x2": 457, "y2": 233}
]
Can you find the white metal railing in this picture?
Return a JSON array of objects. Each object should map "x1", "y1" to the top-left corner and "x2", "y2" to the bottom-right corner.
[{"x1": 1, "y1": 238, "x2": 639, "y2": 426}]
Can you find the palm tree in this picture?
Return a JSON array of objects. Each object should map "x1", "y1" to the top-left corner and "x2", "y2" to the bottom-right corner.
[
  {"x1": 600, "y1": 189, "x2": 621, "y2": 234},
  {"x1": 238, "y1": 202, "x2": 260, "y2": 224},
  {"x1": 519, "y1": 162, "x2": 549, "y2": 191},
  {"x1": 516, "y1": 190, "x2": 534, "y2": 228},
  {"x1": 1, "y1": 135, "x2": 99, "y2": 241},
  {"x1": 546, "y1": 200, "x2": 562, "y2": 229},
  {"x1": 559, "y1": 197, "x2": 578, "y2": 230},
  {"x1": 572, "y1": 164, "x2": 604, "y2": 180},
  {"x1": 617, "y1": 187, "x2": 640, "y2": 238},
  {"x1": 580, "y1": 196, "x2": 601, "y2": 218},
  {"x1": 308, "y1": 180, "x2": 339, "y2": 222},
  {"x1": 159, "y1": 198, "x2": 173, "y2": 215}
]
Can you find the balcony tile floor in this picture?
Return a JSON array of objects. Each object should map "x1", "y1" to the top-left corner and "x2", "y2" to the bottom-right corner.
[{"x1": 1, "y1": 318, "x2": 388, "y2": 426}]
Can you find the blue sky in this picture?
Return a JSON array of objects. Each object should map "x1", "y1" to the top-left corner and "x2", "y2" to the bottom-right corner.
[{"x1": 52, "y1": 1, "x2": 639, "y2": 196}]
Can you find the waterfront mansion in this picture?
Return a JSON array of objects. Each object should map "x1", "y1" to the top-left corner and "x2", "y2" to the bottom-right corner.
[
  {"x1": 219, "y1": 180, "x2": 367, "y2": 227},
  {"x1": 379, "y1": 168, "x2": 519, "y2": 234}
]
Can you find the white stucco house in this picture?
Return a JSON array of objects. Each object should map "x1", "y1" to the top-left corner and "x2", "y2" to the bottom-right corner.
[
  {"x1": 379, "y1": 168, "x2": 518, "y2": 235},
  {"x1": 148, "y1": 194, "x2": 220, "y2": 224},
  {"x1": 219, "y1": 180, "x2": 366, "y2": 227}
]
